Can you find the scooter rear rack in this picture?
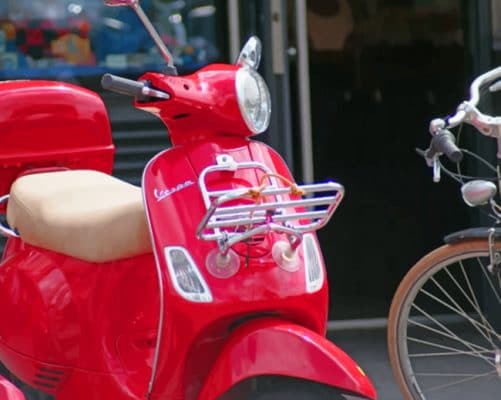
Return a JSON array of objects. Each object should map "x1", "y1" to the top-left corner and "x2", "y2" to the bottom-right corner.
[{"x1": 196, "y1": 155, "x2": 344, "y2": 252}]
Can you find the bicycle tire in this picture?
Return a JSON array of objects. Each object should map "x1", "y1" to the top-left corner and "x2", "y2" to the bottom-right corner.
[{"x1": 388, "y1": 239, "x2": 501, "y2": 400}]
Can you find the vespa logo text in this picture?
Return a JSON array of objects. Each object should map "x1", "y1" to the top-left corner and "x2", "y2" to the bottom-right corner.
[{"x1": 154, "y1": 180, "x2": 195, "y2": 202}]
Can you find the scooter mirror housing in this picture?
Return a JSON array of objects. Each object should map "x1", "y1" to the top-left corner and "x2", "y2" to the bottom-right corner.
[{"x1": 236, "y1": 36, "x2": 262, "y2": 70}]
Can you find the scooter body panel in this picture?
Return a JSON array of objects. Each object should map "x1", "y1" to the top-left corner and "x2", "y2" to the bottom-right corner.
[
  {"x1": 197, "y1": 318, "x2": 377, "y2": 400},
  {"x1": 0, "y1": 80, "x2": 114, "y2": 210},
  {"x1": 0, "y1": 242, "x2": 158, "y2": 398},
  {"x1": 137, "y1": 65, "x2": 251, "y2": 146},
  {"x1": 143, "y1": 137, "x2": 331, "y2": 399}
]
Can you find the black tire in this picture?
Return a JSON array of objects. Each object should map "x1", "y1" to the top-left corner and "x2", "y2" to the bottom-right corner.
[
  {"x1": 388, "y1": 240, "x2": 501, "y2": 400},
  {"x1": 248, "y1": 381, "x2": 345, "y2": 400}
]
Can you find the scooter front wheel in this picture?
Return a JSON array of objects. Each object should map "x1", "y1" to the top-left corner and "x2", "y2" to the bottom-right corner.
[{"x1": 248, "y1": 380, "x2": 346, "y2": 399}]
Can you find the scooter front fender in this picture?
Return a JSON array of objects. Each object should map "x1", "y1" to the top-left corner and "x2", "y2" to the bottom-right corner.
[
  {"x1": 0, "y1": 375, "x2": 25, "y2": 400},
  {"x1": 197, "y1": 318, "x2": 376, "y2": 400}
]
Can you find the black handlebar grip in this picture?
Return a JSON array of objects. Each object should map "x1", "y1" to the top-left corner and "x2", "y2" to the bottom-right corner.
[
  {"x1": 101, "y1": 73, "x2": 145, "y2": 98},
  {"x1": 433, "y1": 130, "x2": 463, "y2": 163}
]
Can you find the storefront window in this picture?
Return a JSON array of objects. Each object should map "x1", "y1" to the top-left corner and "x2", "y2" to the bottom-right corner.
[{"x1": 0, "y1": 0, "x2": 222, "y2": 80}]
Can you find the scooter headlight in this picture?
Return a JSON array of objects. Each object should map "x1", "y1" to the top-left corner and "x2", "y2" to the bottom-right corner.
[
  {"x1": 164, "y1": 247, "x2": 213, "y2": 303},
  {"x1": 235, "y1": 67, "x2": 271, "y2": 134}
]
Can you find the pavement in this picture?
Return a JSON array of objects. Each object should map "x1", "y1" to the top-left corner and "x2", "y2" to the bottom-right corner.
[
  {"x1": 329, "y1": 323, "x2": 501, "y2": 400},
  {"x1": 3, "y1": 320, "x2": 499, "y2": 400},
  {"x1": 328, "y1": 326, "x2": 402, "y2": 400}
]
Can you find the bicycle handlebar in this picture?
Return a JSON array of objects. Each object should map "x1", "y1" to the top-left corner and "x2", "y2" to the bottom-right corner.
[
  {"x1": 469, "y1": 66, "x2": 501, "y2": 105},
  {"x1": 425, "y1": 129, "x2": 463, "y2": 163},
  {"x1": 423, "y1": 67, "x2": 501, "y2": 181},
  {"x1": 439, "y1": 66, "x2": 501, "y2": 137}
]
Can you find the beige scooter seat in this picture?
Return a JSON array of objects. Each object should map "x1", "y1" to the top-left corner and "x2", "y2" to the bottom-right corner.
[{"x1": 7, "y1": 170, "x2": 152, "y2": 263}]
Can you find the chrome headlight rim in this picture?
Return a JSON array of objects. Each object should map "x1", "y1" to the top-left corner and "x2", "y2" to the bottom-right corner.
[{"x1": 235, "y1": 67, "x2": 271, "y2": 134}]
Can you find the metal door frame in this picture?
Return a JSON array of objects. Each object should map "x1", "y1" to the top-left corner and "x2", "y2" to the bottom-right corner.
[{"x1": 227, "y1": 0, "x2": 314, "y2": 183}]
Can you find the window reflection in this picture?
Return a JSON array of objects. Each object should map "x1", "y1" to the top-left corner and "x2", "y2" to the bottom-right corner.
[{"x1": 0, "y1": 0, "x2": 220, "y2": 80}]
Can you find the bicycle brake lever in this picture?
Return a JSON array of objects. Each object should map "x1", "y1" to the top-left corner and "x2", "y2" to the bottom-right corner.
[
  {"x1": 432, "y1": 156, "x2": 441, "y2": 182},
  {"x1": 416, "y1": 147, "x2": 441, "y2": 182},
  {"x1": 416, "y1": 147, "x2": 434, "y2": 167},
  {"x1": 415, "y1": 148, "x2": 426, "y2": 157}
]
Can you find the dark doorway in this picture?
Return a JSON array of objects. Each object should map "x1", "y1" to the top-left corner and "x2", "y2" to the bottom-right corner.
[{"x1": 293, "y1": 0, "x2": 472, "y2": 319}]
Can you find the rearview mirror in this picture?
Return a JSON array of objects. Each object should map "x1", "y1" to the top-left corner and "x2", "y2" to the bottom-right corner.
[{"x1": 236, "y1": 37, "x2": 262, "y2": 70}]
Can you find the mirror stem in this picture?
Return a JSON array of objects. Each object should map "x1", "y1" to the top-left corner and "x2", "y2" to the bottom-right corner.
[{"x1": 132, "y1": 3, "x2": 177, "y2": 74}]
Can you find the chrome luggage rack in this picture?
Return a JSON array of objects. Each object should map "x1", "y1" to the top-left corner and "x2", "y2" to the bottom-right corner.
[{"x1": 196, "y1": 155, "x2": 344, "y2": 253}]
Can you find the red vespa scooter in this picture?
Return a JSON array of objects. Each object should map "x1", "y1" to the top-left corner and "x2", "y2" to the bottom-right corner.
[{"x1": 0, "y1": 1, "x2": 377, "y2": 399}]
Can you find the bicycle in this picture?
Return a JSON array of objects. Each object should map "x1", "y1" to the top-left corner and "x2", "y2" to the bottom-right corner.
[{"x1": 388, "y1": 66, "x2": 501, "y2": 400}]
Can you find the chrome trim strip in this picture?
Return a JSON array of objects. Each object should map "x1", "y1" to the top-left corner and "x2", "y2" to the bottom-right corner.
[{"x1": 141, "y1": 151, "x2": 168, "y2": 396}]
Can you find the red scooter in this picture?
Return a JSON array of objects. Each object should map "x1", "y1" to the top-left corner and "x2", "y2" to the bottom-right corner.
[{"x1": 0, "y1": 1, "x2": 376, "y2": 399}]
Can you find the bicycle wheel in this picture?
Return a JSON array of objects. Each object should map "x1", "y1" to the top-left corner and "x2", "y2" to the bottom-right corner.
[{"x1": 388, "y1": 239, "x2": 501, "y2": 400}]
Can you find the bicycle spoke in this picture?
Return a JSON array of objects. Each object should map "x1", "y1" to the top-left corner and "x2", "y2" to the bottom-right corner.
[
  {"x1": 458, "y1": 260, "x2": 500, "y2": 342},
  {"x1": 429, "y1": 275, "x2": 496, "y2": 346},
  {"x1": 407, "y1": 337, "x2": 495, "y2": 366},
  {"x1": 478, "y1": 258, "x2": 501, "y2": 305},
  {"x1": 418, "y1": 287, "x2": 498, "y2": 340},
  {"x1": 409, "y1": 350, "x2": 493, "y2": 358},
  {"x1": 420, "y1": 283, "x2": 498, "y2": 345},
  {"x1": 408, "y1": 315, "x2": 490, "y2": 353},
  {"x1": 415, "y1": 373, "x2": 492, "y2": 377},
  {"x1": 423, "y1": 370, "x2": 497, "y2": 393},
  {"x1": 408, "y1": 305, "x2": 495, "y2": 367}
]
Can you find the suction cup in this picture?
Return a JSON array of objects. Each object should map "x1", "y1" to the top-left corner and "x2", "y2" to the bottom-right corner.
[
  {"x1": 206, "y1": 248, "x2": 240, "y2": 278},
  {"x1": 272, "y1": 240, "x2": 300, "y2": 272}
]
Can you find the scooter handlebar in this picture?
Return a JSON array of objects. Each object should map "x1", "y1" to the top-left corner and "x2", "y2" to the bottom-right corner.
[
  {"x1": 101, "y1": 73, "x2": 170, "y2": 101},
  {"x1": 101, "y1": 73, "x2": 146, "y2": 98}
]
